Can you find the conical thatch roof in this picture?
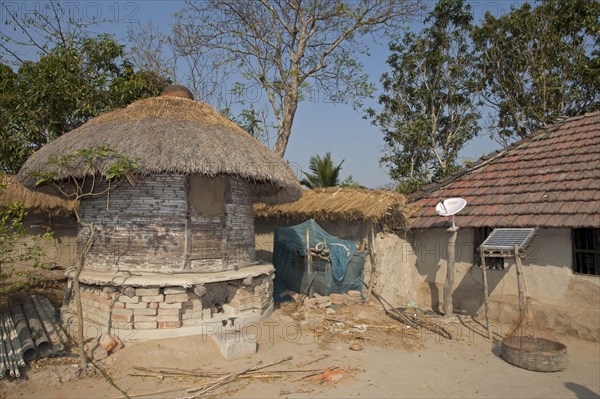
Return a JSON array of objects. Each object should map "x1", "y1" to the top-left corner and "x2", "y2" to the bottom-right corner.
[
  {"x1": 1, "y1": 175, "x2": 77, "y2": 216},
  {"x1": 254, "y1": 187, "x2": 417, "y2": 230},
  {"x1": 17, "y1": 96, "x2": 301, "y2": 204}
]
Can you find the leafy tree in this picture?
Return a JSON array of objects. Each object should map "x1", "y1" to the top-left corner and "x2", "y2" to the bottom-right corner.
[
  {"x1": 472, "y1": 0, "x2": 600, "y2": 141},
  {"x1": 0, "y1": 35, "x2": 169, "y2": 173},
  {"x1": 300, "y1": 152, "x2": 344, "y2": 189},
  {"x1": 173, "y1": 0, "x2": 422, "y2": 157},
  {"x1": 368, "y1": 0, "x2": 479, "y2": 194}
]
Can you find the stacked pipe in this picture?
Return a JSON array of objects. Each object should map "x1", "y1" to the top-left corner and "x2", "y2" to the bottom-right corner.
[
  {"x1": 0, "y1": 294, "x2": 68, "y2": 379},
  {"x1": 1, "y1": 314, "x2": 25, "y2": 378}
]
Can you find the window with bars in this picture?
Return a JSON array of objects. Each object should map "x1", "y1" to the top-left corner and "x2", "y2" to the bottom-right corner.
[{"x1": 572, "y1": 228, "x2": 600, "y2": 276}]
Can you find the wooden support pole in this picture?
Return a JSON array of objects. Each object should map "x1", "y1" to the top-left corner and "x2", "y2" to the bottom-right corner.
[
  {"x1": 183, "y1": 176, "x2": 192, "y2": 270},
  {"x1": 514, "y1": 244, "x2": 526, "y2": 313},
  {"x1": 479, "y1": 246, "x2": 491, "y2": 339},
  {"x1": 444, "y1": 226, "x2": 459, "y2": 316},
  {"x1": 367, "y1": 223, "x2": 377, "y2": 300},
  {"x1": 306, "y1": 226, "x2": 312, "y2": 296}
]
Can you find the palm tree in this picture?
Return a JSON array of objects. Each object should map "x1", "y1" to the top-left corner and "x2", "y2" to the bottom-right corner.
[{"x1": 300, "y1": 152, "x2": 344, "y2": 188}]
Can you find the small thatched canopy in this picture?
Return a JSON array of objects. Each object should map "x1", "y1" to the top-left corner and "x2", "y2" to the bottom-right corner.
[
  {"x1": 0, "y1": 175, "x2": 77, "y2": 216},
  {"x1": 18, "y1": 95, "x2": 301, "y2": 204},
  {"x1": 254, "y1": 187, "x2": 416, "y2": 230}
]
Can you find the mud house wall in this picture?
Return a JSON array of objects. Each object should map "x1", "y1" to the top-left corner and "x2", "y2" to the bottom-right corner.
[
  {"x1": 80, "y1": 175, "x2": 257, "y2": 273},
  {"x1": 7, "y1": 214, "x2": 78, "y2": 274},
  {"x1": 411, "y1": 227, "x2": 600, "y2": 340}
]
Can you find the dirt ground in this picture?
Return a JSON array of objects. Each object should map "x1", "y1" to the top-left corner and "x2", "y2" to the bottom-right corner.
[{"x1": 2, "y1": 300, "x2": 599, "y2": 399}]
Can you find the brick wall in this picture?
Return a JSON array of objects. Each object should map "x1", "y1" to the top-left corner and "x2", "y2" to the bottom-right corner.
[{"x1": 73, "y1": 275, "x2": 274, "y2": 332}]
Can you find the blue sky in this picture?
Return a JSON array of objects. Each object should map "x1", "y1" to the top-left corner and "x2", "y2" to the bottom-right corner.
[{"x1": 1, "y1": 1, "x2": 525, "y2": 188}]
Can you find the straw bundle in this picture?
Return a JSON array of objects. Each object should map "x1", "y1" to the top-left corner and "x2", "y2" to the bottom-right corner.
[
  {"x1": 17, "y1": 96, "x2": 301, "y2": 204},
  {"x1": 254, "y1": 187, "x2": 417, "y2": 230},
  {"x1": 0, "y1": 175, "x2": 76, "y2": 216}
]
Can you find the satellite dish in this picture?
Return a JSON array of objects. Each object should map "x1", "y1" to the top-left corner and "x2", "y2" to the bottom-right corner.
[
  {"x1": 435, "y1": 198, "x2": 467, "y2": 228},
  {"x1": 436, "y1": 198, "x2": 467, "y2": 216}
]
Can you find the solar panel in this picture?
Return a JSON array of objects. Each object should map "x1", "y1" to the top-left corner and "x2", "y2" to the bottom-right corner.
[{"x1": 481, "y1": 228, "x2": 537, "y2": 251}]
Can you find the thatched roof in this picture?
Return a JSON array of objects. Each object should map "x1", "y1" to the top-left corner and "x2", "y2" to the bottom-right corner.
[
  {"x1": 253, "y1": 187, "x2": 416, "y2": 230},
  {"x1": 17, "y1": 95, "x2": 301, "y2": 204},
  {"x1": 0, "y1": 175, "x2": 76, "y2": 216}
]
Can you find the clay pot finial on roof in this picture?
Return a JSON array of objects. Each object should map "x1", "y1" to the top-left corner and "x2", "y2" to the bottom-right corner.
[{"x1": 161, "y1": 84, "x2": 194, "y2": 100}]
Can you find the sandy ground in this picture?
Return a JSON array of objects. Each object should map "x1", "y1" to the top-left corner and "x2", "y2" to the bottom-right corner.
[{"x1": 2, "y1": 304, "x2": 599, "y2": 399}]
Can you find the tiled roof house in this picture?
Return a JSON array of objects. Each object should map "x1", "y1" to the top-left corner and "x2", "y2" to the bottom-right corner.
[
  {"x1": 400, "y1": 112, "x2": 599, "y2": 340},
  {"x1": 410, "y1": 111, "x2": 600, "y2": 230}
]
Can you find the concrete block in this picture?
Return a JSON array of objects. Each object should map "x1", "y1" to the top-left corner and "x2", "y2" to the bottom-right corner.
[
  {"x1": 117, "y1": 295, "x2": 140, "y2": 304},
  {"x1": 159, "y1": 302, "x2": 183, "y2": 309},
  {"x1": 210, "y1": 333, "x2": 257, "y2": 360},
  {"x1": 157, "y1": 314, "x2": 181, "y2": 322},
  {"x1": 112, "y1": 308, "x2": 133, "y2": 316},
  {"x1": 136, "y1": 288, "x2": 160, "y2": 296},
  {"x1": 134, "y1": 321, "x2": 157, "y2": 330},
  {"x1": 126, "y1": 302, "x2": 149, "y2": 309},
  {"x1": 222, "y1": 304, "x2": 239, "y2": 315},
  {"x1": 163, "y1": 287, "x2": 187, "y2": 294},
  {"x1": 134, "y1": 315, "x2": 158, "y2": 322},
  {"x1": 159, "y1": 321, "x2": 182, "y2": 329},
  {"x1": 111, "y1": 322, "x2": 133, "y2": 330},
  {"x1": 112, "y1": 313, "x2": 133, "y2": 323},
  {"x1": 158, "y1": 308, "x2": 180, "y2": 316},
  {"x1": 141, "y1": 294, "x2": 164, "y2": 303},
  {"x1": 165, "y1": 294, "x2": 189, "y2": 303},
  {"x1": 134, "y1": 308, "x2": 157, "y2": 316}
]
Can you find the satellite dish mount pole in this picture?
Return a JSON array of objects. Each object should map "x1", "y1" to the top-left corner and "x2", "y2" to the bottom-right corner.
[{"x1": 444, "y1": 225, "x2": 459, "y2": 316}]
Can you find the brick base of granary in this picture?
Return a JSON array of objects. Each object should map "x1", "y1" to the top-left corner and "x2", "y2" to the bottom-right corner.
[{"x1": 61, "y1": 265, "x2": 275, "y2": 342}]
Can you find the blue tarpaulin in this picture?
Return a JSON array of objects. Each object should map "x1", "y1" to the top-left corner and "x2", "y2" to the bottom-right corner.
[{"x1": 272, "y1": 219, "x2": 365, "y2": 299}]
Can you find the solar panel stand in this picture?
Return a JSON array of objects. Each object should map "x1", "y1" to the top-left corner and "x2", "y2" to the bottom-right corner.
[
  {"x1": 479, "y1": 245, "x2": 491, "y2": 339},
  {"x1": 478, "y1": 228, "x2": 537, "y2": 339}
]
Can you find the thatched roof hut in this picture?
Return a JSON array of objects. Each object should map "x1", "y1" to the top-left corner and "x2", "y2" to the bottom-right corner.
[
  {"x1": 18, "y1": 95, "x2": 301, "y2": 204},
  {"x1": 254, "y1": 187, "x2": 415, "y2": 231},
  {"x1": 0, "y1": 174, "x2": 76, "y2": 216},
  {"x1": 13, "y1": 89, "x2": 302, "y2": 338}
]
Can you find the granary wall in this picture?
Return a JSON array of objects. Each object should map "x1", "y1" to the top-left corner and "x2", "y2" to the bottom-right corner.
[
  {"x1": 79, "y1": 174, "x2": 256, "y2": 273},
  {"x1": 79, "y1": 174, "x2": 188, "y2": 272}
]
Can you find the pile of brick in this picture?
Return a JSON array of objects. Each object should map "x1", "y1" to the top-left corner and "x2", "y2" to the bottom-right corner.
[
  {"x1": 73, "y1": 275, "x2": 275, "y2": 332},
  {"x1": 284, "y1": 290, "x2": 363, "y2": 310},
  {"x1": 85, "y1": 333, "x2": 124, "y2": 361}
]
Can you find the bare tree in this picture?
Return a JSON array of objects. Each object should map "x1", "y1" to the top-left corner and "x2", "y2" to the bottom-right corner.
[
  {"x1": 172, "y1": 0, "x2": 422, "y2": 157},
  {"x1": 0, "y1": 0, "x2": 102, "y2": 65},
  {"x1": 127, "y1": 22, "x2": 177, "y2": 81}
]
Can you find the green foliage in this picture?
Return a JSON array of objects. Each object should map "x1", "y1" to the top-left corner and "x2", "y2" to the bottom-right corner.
[
  {"x1": 339, "y1": 176, "x2": 365, "y2": 189},
  {"x1": 0, "y1": 179, "x2": 52, "y2": 293},
  {"x1": 33, "y1": 146, "x2": 140, "y2": 202},
  {"x1": 300, "y1": 152, "x2": 345, "y2": 189},
  {"x1": 0, "y1": 35, "x2": 170, "y2": 173},
  {"x1": 368, "y1": 0, "x2": 479, "y2": 194},
  {"x1": 472, "y1": 0, "x2": 600, "y2": 140}
]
